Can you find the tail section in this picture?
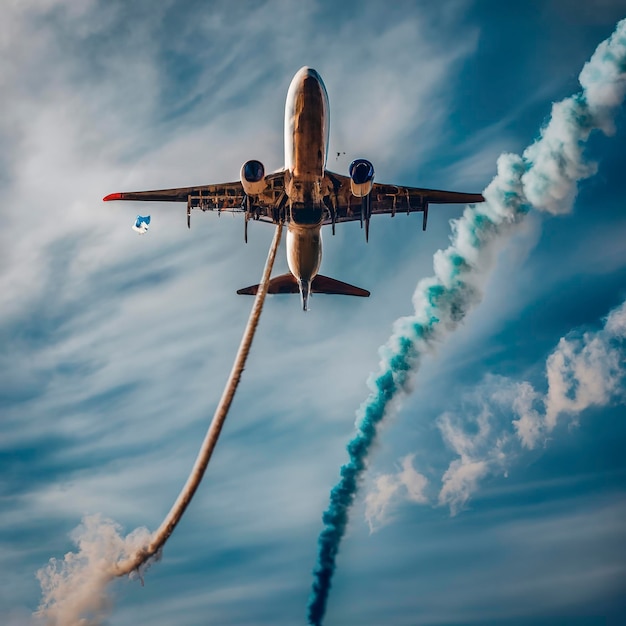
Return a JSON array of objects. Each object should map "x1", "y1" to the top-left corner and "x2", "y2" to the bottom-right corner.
[
  {"x1": 310, "y1": 275, "x2": 370, "y2": 297},
  {"x1": 237, "y1": 273, "x2": 370, "y2": 308},
  {"x1": 300, "y1": 279, "x2": 311, "y2": 311},
  {"x1": 237, "y1": 273, "x2": 300, "y2": 295}
]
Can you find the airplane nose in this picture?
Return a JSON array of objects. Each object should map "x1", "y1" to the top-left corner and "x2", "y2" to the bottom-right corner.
[
  {"x1": 287, "y1": 67, "x2": 328, "y2": 107},
  {"x1": 299, "y1": 68, "x2": 326, "y2": 106},
  {"x1": 294, "y1": 66, "x2": 323, "y2": 88},
  {"x1": 297, "y1": 66, "x2": 320, "y2": 79}
]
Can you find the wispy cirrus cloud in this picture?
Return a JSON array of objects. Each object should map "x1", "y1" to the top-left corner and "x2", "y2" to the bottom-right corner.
[{"x1": 2, "y1": 2, "x2": 625, "y2": 626}]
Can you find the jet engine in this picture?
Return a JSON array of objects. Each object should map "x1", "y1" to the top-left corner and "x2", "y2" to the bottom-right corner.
[
  {"x1": 240, "y1": 160, "x2": 266, "y2": 196},
  {"x1": 349, "y1": 159, "x2": 375, "y2": 197},
  {"x1": 349, "y1": 159, "x2": 375, "y2": 242}
]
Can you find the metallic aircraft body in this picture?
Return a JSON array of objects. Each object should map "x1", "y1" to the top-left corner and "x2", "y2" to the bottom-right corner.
[{"x1": 104, "y1": 67, "x2": 484, "y2": 310}]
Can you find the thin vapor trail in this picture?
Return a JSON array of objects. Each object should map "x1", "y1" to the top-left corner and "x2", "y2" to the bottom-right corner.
[
  {"x1": 307, "y1": 19, "x2": 626, "y2": 626},
  {"x1": 114, "y1": 222, "x2": 284, "y2": 577},
  {"x1": 37, "y1": 223, "x2": 283, "y2": 625}
]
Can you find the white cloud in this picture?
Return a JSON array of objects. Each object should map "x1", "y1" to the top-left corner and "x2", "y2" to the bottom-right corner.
[
  {"x1": 438, "y1": 297, "x2": 626, "y2": 510},
  {"x1": 437, "y1": 406, "x2": 511, "y2": 515},
  {"x1": 435, "y1": 297, "x2": 625, "y2": 515},
  {"x1": 511, "y1": 381, "x2": 545, "y2": 449},
  {"x1": 364, "y1": 454, "x2": 428, "y2": 531},
  {"x1": 2, "y1": 2, "x2": 624, "y2": 625},
  {"x1": 544, "y1": 333, "x2": 622, "y2": 431},
  {"x1": 364, "y1": 474, "x2": 404, "y2": 531},
  {"x1": 438, "y1": 458, "x2": 490, "y2": 516},
  {"x1": 530, "y1": 298, "x2": 626, "y2": 444},
  {"x1": 371, "y1": 297, "x2": 626, "y2": 518}
]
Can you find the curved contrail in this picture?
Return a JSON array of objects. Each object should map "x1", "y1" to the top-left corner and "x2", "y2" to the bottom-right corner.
[
  {"x1": 37, "y1": 224, "x2": 284, "y2": 625},
  {"x1": 113, "y1": 222, "x2": 283, "y2": 577}
]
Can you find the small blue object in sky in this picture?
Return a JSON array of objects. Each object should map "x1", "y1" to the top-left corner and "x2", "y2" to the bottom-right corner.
[{"x1": 132, "y1": 215, "x2": 150, "y2": 234}]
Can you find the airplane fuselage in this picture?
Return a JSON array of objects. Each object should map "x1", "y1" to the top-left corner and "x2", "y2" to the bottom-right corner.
[
  {"x1": 283, "y1": 67, "x2": 330, "y2": 309},
  {"x1": 103, "y1": 67, "x2": 486, "y2": 311}
]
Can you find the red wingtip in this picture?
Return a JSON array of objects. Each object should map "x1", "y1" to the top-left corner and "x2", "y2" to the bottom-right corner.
[{"x1": 103, "y1": 192, "x2": 124, "y2": 202}]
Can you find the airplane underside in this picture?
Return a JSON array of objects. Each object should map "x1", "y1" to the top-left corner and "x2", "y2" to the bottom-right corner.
[{"x1": 103, "y1": 66, "x2": 485, "y2": 312}]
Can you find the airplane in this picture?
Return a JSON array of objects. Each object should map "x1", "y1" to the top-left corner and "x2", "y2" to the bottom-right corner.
[{"x1": 104, "y1": 67, "x2": 484, "y2": 311}]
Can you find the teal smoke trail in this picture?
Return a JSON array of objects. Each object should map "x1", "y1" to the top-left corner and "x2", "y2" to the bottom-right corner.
[{"x1": 307, "y1": 19, "x2": 626, "y2": 626}]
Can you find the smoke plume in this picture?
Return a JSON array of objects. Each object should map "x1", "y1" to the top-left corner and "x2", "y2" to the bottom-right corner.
[
  {"x1": 307, "y1": 19, "x2": 626, "y2": 626},
  {"x1": 35, "y1": 515, "x2": 154, "y2": 626},
  {"x1": 36, "y1": 225, "x2": 283, "y2": 625}
]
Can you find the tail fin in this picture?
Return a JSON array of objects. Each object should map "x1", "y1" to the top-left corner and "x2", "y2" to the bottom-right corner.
[{"x1": 237, "y1": 273, "x2": 370, "y2": 299}]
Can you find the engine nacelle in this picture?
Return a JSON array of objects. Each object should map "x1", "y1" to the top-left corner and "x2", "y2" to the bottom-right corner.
[
  {"x1": 240, "y1": 160, "x2": 266, "y2": 196},
  {"x1": 349, "y1": 159, "x2": 375, "y2": 197}
]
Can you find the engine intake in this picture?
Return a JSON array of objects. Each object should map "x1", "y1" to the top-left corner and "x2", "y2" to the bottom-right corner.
[
  {"x1": 349, "y1": 159, "x2": 375, "y2": 197},
  {"x1": 240, "y1": 160, "x2": 266, "y2": 196}
]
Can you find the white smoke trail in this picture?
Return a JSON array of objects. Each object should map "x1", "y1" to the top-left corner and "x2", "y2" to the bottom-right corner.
[
  {"x1": 36, "y1": 515, "x2": 153, "y2": 626},
  {"x1": 308, "y1": 19, "x2": 626, "y2": 625},
  {"x1": 114, "y1": 222, "x2": 284, "y2": 577},
  {"x1": 35, "y1": 224, "x2": 283, "y2": 625}
]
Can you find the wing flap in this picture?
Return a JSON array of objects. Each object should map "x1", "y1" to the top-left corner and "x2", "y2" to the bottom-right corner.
[
  {"x1": 103, "y1": 172, "x2": 286, "y2": 224},
  {"x1": 103, "y1": 181, "x2": 244, "y2": 204},
  {"x1": 323, "y1": 170, "x2": 484, "y2": 225}
]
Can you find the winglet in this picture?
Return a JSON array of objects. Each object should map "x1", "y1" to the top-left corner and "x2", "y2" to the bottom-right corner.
[{"x1": 103, "y1": 192, "x2": 124, "y2": 202}]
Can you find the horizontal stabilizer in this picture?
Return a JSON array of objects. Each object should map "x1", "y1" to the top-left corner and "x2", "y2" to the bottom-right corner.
[
  {"x1": 237, "y1": 273, "x2": 300, "y2": 295},
  {"x1": 311, "y1": 274, "x2": 370, "y2": 297},
  {"x1": 237, "y1": 273, "x2": 370, "y2": 297}
]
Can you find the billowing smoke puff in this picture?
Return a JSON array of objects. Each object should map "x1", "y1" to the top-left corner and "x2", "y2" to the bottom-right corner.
[
  {"x1": 36, "y1": 515, "x2": 155, "y2": 626},
  {"x1": 307, "y1": 18, "x2": 626, "y2": 626}
]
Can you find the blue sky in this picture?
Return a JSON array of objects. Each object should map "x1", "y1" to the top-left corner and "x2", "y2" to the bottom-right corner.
[{"x1": 1, "y1": 2, "x2": 626, "y2": 625}]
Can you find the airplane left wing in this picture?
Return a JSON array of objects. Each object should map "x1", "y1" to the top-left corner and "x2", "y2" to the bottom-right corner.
[
  {"x1": 103, "y1": 172, "x2": 287, "y2": 227},
  {"x1": 323, "y1": 170, "x2": 484, "y2": 233}
]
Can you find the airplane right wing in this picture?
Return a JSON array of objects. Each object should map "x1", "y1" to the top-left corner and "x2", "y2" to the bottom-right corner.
[{"x1": 323, "y1": 170, "x2": 484, "y2": 232}]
